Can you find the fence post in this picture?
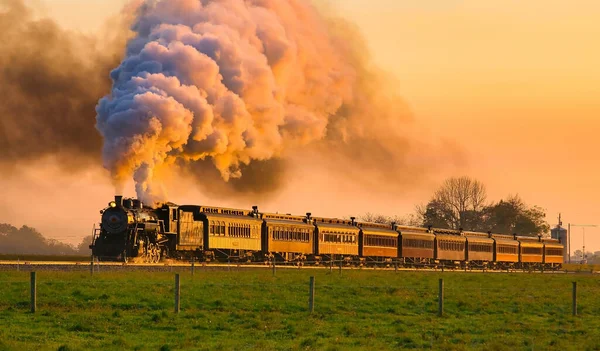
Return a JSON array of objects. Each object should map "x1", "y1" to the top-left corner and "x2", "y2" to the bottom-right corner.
[
  {"x1": 272, "y1": 261, "x2": 276, "y2": 277},
  {"x1": 438, "y1": 278, "x2": 444, "y2": 317},
  {"x1": 90, "y1": 256, "x2": 94, "y2": 276},
  {"x1": 191, "y1": 257, "x2": 195, "y2": 277},
  {"x1": 174, "y1": 274, "x2": 181, "y2": 314},
  {"x1": 572, "y1": 281, "x2": 577, "y2": 316},
  {"x1": 329, "y1": 259, "x2": 333, "y2": 273},
  {"x1": 395, "y1": 262, "x2": 398, "y2": 273},
  {"x1": 339, "y1": 260, "x2": 342, "y2": 275},
  {"x1": 308, "y1": 276, "x2": 315, "y2": 313},
  {"x1": 30, "y1": 272, "x2": 37, "y2": 313}
]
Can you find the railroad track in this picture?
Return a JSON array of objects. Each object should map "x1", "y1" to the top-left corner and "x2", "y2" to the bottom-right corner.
[{"x1": 0, "y1": 260, "x2": 573, "y2": 273}]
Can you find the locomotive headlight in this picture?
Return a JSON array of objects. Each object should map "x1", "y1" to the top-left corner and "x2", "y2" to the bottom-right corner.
[{"x1": 109, "y1": 201, "x2": 117, "y2": 208}]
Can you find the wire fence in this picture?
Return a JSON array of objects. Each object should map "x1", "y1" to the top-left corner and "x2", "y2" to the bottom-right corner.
[{"x1": 0, "y1": 268, "x2": 596, "y2": 319}]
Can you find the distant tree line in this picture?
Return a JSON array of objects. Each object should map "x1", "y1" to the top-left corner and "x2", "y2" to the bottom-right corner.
[
  {"x1": 571, "y1": 250, "x2": 600, "y2": 264},
  {"x1": 360, "y1": 176, "x2": 550, "y2": 237},
  {"x1": 0, "y1": 224, "x2": 91, "y2": 255},
  {"x1": 359, "y1": 213, "x2": 422, "y2": 227}
]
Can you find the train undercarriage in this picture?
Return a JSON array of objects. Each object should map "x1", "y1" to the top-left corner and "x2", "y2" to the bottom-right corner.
[{"x1": 92, "y1": 243, "x2": 563, "y2": 271}]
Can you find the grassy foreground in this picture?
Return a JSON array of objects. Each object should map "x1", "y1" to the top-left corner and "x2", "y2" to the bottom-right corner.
[{"x1": 0, "y1": 269, "x2": 599, "y2": 351}]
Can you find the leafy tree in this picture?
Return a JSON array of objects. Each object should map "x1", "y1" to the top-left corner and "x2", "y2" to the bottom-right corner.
[
  {"x1": 482, "y1": 195, "x2": 550, "y2": 237},
  {"x1": 419, "y1": 200, "x2": 455, "y2": 229}
]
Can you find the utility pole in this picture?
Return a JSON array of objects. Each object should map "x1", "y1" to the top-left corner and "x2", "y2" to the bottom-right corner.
[
  {"x1": 583, "y1": 227, "x2": 586, "y2": 261},
  {"x1": 569, "y1": 224, "x2": 598, "y2": 263}
]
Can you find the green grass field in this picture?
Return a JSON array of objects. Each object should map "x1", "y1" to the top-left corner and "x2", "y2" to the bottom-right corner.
[{"x1": 1, "y1": 269, "x2": 599, "y2": 351}]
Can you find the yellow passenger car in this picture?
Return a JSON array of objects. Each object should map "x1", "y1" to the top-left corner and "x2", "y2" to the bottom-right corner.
[
  {"x1": 434, "y1": 231, "x2": 466, "y2": 264},
  {"x1": 491, "y1": 234, "x2": 519, "y2": 269},
  {"x1": 358, "y1": 222, "x2": 399, "y2": 264},
  {"x1": 517, "y1": 236, "x2": 544, "y2": 269},
  {"x1": 463, "y1": 231, "x2": 494, "y2": 268},
  {"x1": 313, "y1": 218, "x2": 360, "y2": 264},
  {"x1": 262, "y1": 213, "x2": 315, "y2": 263},
  {"x1": 542, "y1": 238, "x2": 564, "y2": 269},
  {"x1": 173, "y1": 206, "x2": 261, "y2": 262},
  {"x1": 395, "y1": 225, "x2": 435, "y2": 266}
]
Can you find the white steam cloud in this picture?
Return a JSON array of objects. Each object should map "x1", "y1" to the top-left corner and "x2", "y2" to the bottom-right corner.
[
  {"x1": 96, "y1": 0, "x2": 444, "y2": 204},
  {"x1": 96, "y1": 0, "x2": 360, "y2": 203}
]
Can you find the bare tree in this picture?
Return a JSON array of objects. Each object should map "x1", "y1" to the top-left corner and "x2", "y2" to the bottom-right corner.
[
  {"x1": 393, "y1": 213, "x2": 423, "y2": 227},
  {"x1": 427, "y1": 176, "x2": 487, "y2": 230},
  {"x1": 359, "y1": 213, "x2": 391, "y2": 224},
  {"x1": 358, "y1": 213, "x2": 422, "y2": 227}
]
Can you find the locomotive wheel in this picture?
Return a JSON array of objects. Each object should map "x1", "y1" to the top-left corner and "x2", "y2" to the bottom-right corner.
[
  {"x1": 141, "y1": 250, "x2": 148, "y2": 263},
  {"x1": 149, "y1": 244, "x2": 160, "y2": 264},
  {"x1": 150, "y1": 246, "x2": 157, "y2": 264},
  {"x1": 142, "y1": 244, "x2": 159, "y2": 264},
  {"x1": 151, "y1": 246, "x2": 156, "y2": 263}
]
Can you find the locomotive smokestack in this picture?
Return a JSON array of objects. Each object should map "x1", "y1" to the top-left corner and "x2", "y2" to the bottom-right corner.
[
  {"x1": 115, "y1": 195, "x2": 123, "y2": 207},
  {"x1": 350, "y1": 216, "x2": 356, "y2": 225}
]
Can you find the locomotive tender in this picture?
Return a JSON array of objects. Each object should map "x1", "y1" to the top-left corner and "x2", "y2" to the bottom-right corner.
[{"x1": 91, "y1": 196, "x2": 564, "y2": 269}]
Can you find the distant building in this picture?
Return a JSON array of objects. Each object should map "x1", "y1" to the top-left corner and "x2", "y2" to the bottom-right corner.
[{"x1": 551, "y1": 226, "x2": 568, "y2": 263}]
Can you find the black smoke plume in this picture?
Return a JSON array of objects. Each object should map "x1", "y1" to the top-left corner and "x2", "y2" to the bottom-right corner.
[{"x1": 0, "y1": 0, "x2": 127, "y2": 170}]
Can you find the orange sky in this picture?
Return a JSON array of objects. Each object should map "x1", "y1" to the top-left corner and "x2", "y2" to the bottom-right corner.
[
  {"x1": 330, "y1": 0, "x2": 600, "y2": 252},
  {"x1": 3, "y1": 0, "x2": 599, "y2": 253}
]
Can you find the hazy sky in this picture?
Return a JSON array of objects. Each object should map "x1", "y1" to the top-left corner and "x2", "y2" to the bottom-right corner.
[{"x1": 7, "y1": 0, "x2": 600, "y2": 252}]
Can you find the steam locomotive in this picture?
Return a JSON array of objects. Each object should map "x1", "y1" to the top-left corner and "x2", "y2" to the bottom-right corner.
[
  {"x1": 93, "y1": 196, "x2": 170, "y2": 263},
  {"x1": 91, "y1": 196, "x2": 565, "y2": 270}
]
